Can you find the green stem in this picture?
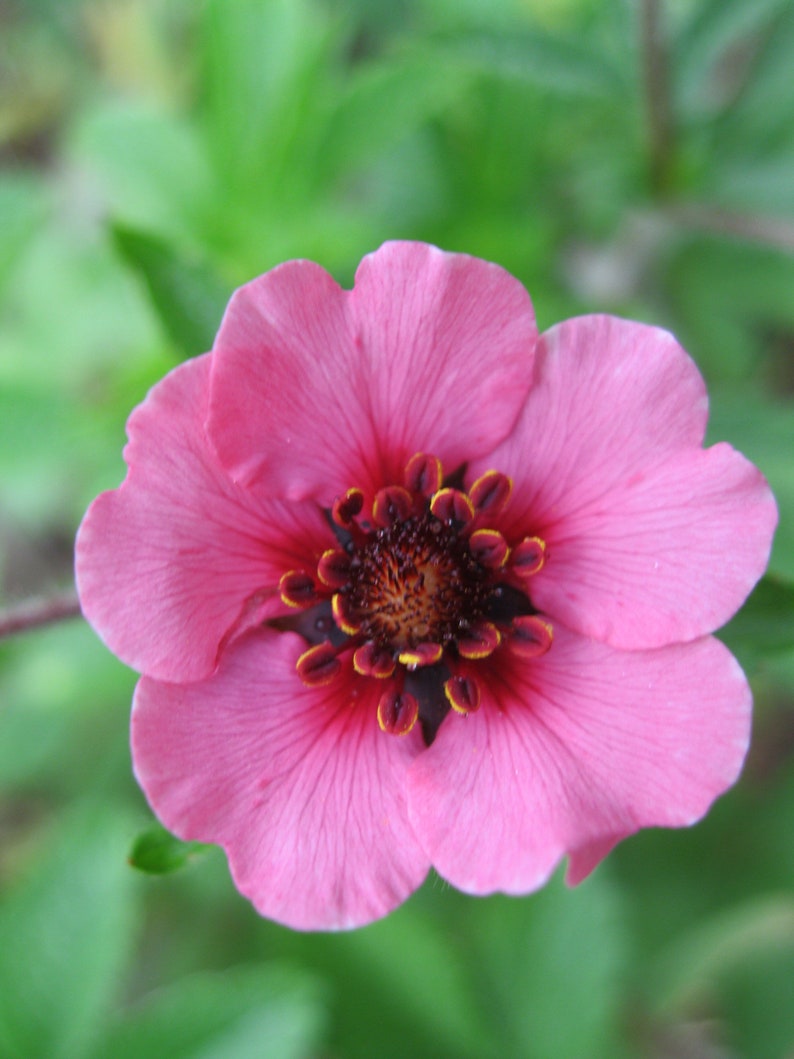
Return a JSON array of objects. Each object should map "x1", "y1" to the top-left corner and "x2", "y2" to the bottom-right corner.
[{"x1": 641, "y1": 0, "x2": 674, "y2": 195}]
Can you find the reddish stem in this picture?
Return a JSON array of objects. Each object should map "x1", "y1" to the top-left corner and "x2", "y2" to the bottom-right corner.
[{"x1": 0, "y1": 590, "x2": 83, "y2": 640}]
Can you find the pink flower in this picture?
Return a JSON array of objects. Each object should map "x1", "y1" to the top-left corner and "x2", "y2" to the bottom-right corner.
[{"x1": 76, "y1": 242, "x2": 777, "y2": 930}]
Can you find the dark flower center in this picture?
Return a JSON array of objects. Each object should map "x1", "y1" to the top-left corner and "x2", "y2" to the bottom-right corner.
[
  {"x1": 346, "y1": 511, "x2": 490, "y2": 651},
  {"x1": 274, "y1": 452, "x2": 552, "y2": 742}
]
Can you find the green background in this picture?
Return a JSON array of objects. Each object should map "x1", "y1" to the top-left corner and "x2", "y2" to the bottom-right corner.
[{"x1": 1, "y1": 1, "x2": 793, "y2": 1056}]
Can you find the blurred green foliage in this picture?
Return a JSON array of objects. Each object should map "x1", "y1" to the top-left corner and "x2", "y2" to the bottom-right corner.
[{"x1": 1, "y1": 0, "x2": 793, "y2": 1056}]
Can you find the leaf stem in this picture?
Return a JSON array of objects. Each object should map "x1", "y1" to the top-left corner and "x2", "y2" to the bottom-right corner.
[
  {"x1": 641, "y1": 0, "x2": 674, "y2": 195},
  {"x1": 0, "y1": 589, "x2": 83, "y2": 640},
  {"x1": 669, "y1": 204, "x2": 794, "y2": 254}
]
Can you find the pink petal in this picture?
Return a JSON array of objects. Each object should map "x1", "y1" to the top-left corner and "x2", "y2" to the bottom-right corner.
[
  {"x1": 479, "y1": 315, "x2": 777, "y2": 647},
  {"x1": 531, "y1": 444, "x2": 776, "y2": 647},
  {"x1": 132, "y1": 630, "x2": 429, "y2": 930},
  {"x1": 207, "y1": 241, "x2": 537, "y2": 500},
  {"x1": 75, "y1": 355, "x2": 330, "y2": 682},
  {"x1": 407, "y1": 625, "x2": 750, "y2": 895}
]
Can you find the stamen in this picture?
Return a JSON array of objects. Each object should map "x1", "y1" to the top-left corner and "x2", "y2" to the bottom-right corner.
[
  {"x1": 468, "y1": 528, "x2": 509, "y2": 569},
  {"x1": 377, "y1": 688, "x2": 419, "y2": 736},
  {"x1": 397, "y1": 642, "x2": 444, "y2": 668},
  {"x1": 429, "y1": 488, "x2": 475, "y2": 527},
  {"x1": 353, "y1": 641, "x2": 396, "y2": 679},
  {"x1": 444, "y1": 674, "x2": 481, "y2": 714},
  {"x1": 511, "y1": 536, "x2": 546, "y2": 577},
  {"x1": 404, "y1": 452, "x2": 443, "y2": 496},
  {"x1": 285, "y1": 453, "x2": 552, "y2": 734},
  {"x1": 296, "y1": 641, "x2": 342, "y2": 686},
  {"x1": 468, "y1": 470, "x2": 512, "y2": 516},
  {"x1": 457, "y1": 621, "x2": 501, "y2": 659},
  {"x1": 331, "y1": 592, "x2": 361, "y2": 635},
  {"x1": 372, "y1": 486, "x2": 414, "y2": 528},
  {"x1": 317, "y1": 548, "x2": 351, "y2": 588},
  {"x1": 510, "y1": 615, "x2": 553, "y2": 658},
  {"x1": 279, "y1": 570, "x2": 319, "y2": 609},
  {"x1": 332, "y1": 488, "x2": 364, "y2": 528}
]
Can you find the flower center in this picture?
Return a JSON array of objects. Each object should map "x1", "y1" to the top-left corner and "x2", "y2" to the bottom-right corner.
[
  {"x1": 275, "y1": 453, "x2": 552, "y2": 741},
  {"x1": 347, "y1": 511, "x2": 489, "y2": 651}
]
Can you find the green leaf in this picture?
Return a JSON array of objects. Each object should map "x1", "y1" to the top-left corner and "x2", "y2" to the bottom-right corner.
[
  {"x1": 111, "y1": 225, "x2": 231, "y2": 356},
  {"x1": 329, "y1": 898, "x2": 494, "y2": 1059},
  {"x1": 644, "y1": 894, "x2": 794, "y2": 1057},
  {"x1": 675, "y1": 0, "x2": 792, "y2": 116},
  {"x1": 0, "y1": 621, "x2": 134, "y2": 795},
  {"x1": 0, "y1": 220, "x2": 162, "y2": 392},
  {"x1": 719, "y1": 577, "x2": 794, "y2": 670},
  {"x1": 690, "y1": 6, "x2": 794, "y2": 214},
  {"x1": 315, "y1": 52, "x2": 470, "y2": 186},
  {"x1": 0, "y1": 173, "x2": 49, "y2": 294},
  {"x1": 129, "y1": 824, "x2": 208, "y2": 875},
  {"x1": 707, "y1": 389, "x2": 794, "y2": 583},
  {"x1": 70, "y1": 101, "x2": 218, "y2": 249},
  {"x1": 0, "y1": 806, "x2": 138, "y2": 1059},
  {"x1": 718, "y1": 944, "x2": 794, "y2": 1059},
  {"x1": 200, "y1": 0, "x2": 335, "y2": 200},
  {"x1": 90, "y1": 965, "x2": 327, "y2": 1059},
  {"x1": 651, "y1": 894, "x2": 794, "y2": 1012},
  {"x1": 467, "y1": 872, "x2": 629, "y2": 1059},
  {"x1": 666, "y1": 240, "x2": 794, "y2": 385},
  {"x1": 713, "y1": 147, "x2": 794, "y2": 216},
  {"x1": 446, "y1": 27, "x2": 624, "y2": 98},
  {"x1": 721, "y1": 5, "x2": 794, "y2": 142}
]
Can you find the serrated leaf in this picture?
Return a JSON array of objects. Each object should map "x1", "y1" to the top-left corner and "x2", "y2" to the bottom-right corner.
[
  {"x1": 111, "y1": 225, "x2": 231, "y2": 356},
  {"x1": 129, "y1": 824, "x2": 208, "y2": 875}
]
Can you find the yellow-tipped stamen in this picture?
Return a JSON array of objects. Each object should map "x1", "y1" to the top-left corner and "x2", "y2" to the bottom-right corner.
[
  {"x1": 404, "y1": 452, "x2": 443, "y2": 496},
  {"x1": 429, "y1": 487, "x2": 475, "y2": 526},
  {"x1": 468, "y1": 470, "x2": 513, "y2": 515},
  {"x1": 444, "y1": 675, "x2": 481, "y2": 714},
  {"x1": 510, "y1": 615, "x2": 553, "y2": 658},
  {"x1": 511, "y1": 536, "x2": 547, "y2": 577},
  {"x1": 331, "y1": 593, "x2": 361, "y2": 635},
  {"x1": 457, "y1": 621, "x2": 501, "y2": 660},
  {"x1": 377, "y1": 688, "x2": 419, "y2": 736},
  {"x1": 279, "y1": 570, "x2": 317, "y2": 609},
  {"x1": 397, "y1": 642, "x2": 444, "y2": 668}
]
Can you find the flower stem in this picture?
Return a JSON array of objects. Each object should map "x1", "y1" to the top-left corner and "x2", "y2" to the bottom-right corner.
[
  {"x1": 669, "y1": 204, "x2": 794, "y2": 253},
  {"x1": 641, "y1": 0, "x2": 674, "y2": 195},
  {"x1": 0, "y1": 589, "x2": 83, "y2": 641}
]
